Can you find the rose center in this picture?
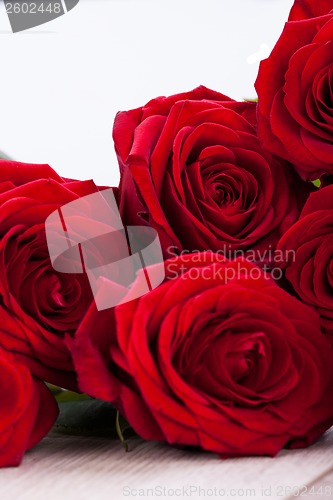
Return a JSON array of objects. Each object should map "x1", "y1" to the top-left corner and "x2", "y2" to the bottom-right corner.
[
  {"x1": 225, "y1": 339, "x2": 265, "y2": 384},
  {"x1": 202, "y1": 170, "x2": 240, "y2": 208}
]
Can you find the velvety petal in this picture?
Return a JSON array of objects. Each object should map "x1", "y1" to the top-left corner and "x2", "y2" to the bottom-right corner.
[
  {"x1": 288, "y1": 0, "x2": 333, "y2": 21},
  {"x1": 0, "y1": 160, "x2": 105, "y2": 388},
  {"x1": 0, "y1": 349, "x2": 58, "y2": 468},
  {"x1": 70, "y1": 255, "x2": 333, "y2": 457}
]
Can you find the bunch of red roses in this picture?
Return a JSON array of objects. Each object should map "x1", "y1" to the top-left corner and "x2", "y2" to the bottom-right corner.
[{"x1": 1, "y1": 0, "x2": 333, "y2": 467}]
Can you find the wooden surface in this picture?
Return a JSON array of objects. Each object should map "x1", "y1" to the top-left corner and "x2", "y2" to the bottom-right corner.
[{"x1": 0, "y1": 428, "x2": 332, "y2": 500}]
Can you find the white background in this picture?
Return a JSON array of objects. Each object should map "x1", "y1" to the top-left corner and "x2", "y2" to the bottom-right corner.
[{"x1": 0, "y1": 0, "x2": 293, "y2": 186}]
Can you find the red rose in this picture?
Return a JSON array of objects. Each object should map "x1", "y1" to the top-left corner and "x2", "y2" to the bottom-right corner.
[
  {"x1": 0, "y1": 347, "x2": 58, "y2": 467},
  {"x1": 277, "y1": 185, "x2": 333, "y2": 336},
  {"x1": 255, "y1": 10, "x2": 333, "y2": 180},
  {"x1": 114, "y1": 87, "x2": 308, "y2": 258},
  {"x1": 70, "y1": 255, "x2": 333, "y2": 457},
  {"x1": 0, "y1": 160, "x2": 108, "y2": 388},
  {"x1": 288, "y1": 0, "x2": 333, "y2": 21}
]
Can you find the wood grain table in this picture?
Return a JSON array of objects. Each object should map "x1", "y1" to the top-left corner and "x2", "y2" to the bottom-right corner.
[{"x1": 0, "y1": 427, "x2": 332, "y2": 500}]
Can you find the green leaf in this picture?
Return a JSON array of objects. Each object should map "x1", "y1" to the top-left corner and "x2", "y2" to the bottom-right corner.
[
  {"x1": 47, "y1": 384, "x2": 91, "y2": 402},
  {"x1": 0, "y1": 150, "x2": 11, "y2": 160},
  {"x1": 56, "y1": 391, "x2": 91, "y2": 403},
  {"x1": 54, "y1": 399, "x2": 119, "y2": 437},
  {"x1": 54, "y1": 399, "x2": 136, "y2": 446}
]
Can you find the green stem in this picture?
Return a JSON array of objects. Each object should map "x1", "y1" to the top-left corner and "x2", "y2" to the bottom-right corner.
[{"x1": 116, "y1": 411, "x2": 129, "y2": 452}]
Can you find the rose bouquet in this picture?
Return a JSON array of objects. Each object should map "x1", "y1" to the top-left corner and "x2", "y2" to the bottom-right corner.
[{"x1": 1, "y1": 0, "x2": 333, "y2": 467}]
